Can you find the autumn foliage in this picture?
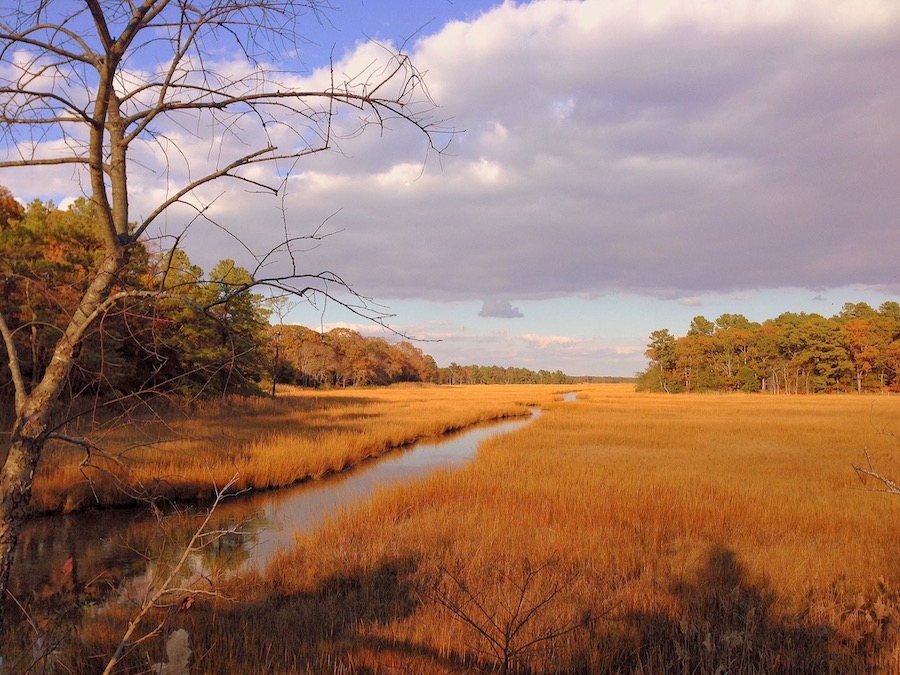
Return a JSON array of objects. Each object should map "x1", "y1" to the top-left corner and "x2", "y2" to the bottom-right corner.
[
  {"x1": 0, "y1": 188, "x2": 572, "y2": 433},
  {"x1": 639, "y1": 307, "x2": 900, "y2": 394},
  {"x1": 0, "y1": 195, "x2": 271, "y2": 420}
]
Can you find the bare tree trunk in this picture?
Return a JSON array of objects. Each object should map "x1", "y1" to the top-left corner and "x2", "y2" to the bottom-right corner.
[
  {"x1": 0, "y1": 432, "x2": 42, "y2": 607},
  {"x1": 0, "y1": 252, "x2": 123, "y2": 629}
]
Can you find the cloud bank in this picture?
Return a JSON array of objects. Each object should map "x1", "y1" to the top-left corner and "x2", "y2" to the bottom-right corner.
[
  {"x1": 5, "y1": 0, "x2": 899, "y2": 341},
  {"x1": 267, "y1": 0, "x2": 900, "y2": 302}
]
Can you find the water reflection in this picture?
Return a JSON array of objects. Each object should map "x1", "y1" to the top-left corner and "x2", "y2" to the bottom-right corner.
[
  {"x1": 246, "y1": 410, "x2": 538, "y2": 566},
  {"x1": 11, "y1": 411, "x2": 539, "y2": 603}
]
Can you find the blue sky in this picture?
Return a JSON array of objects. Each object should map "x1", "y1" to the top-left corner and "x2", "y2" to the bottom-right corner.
[{"x1": 5, "y1": 0, "x2": 900, "y2": 376}]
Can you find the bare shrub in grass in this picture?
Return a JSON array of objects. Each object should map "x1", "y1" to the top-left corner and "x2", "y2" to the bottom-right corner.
[{"x1": 419, "y1": 553, "x2": 591, "y2": 673}]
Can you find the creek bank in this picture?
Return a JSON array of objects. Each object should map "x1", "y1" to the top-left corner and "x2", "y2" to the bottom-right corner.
[
  {"x1": 11, "y1": 407, "x2": 547, "y2": 597},
  {"x1": 32, "y1": 408, "x2": 539, "y2": 517}
]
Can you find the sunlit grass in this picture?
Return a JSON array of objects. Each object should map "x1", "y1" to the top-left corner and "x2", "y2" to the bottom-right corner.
[
  {"x1": 20, "y1": 385, "x2": 900, "y2": 672},
  {"x1": 31, "y1": 385, "x2": 569, "y2": 513},
  {"x1": 184, "y1": 385, "x2": 900, "y2": 673}
]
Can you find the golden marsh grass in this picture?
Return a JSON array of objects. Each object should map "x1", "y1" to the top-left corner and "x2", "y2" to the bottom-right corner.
[
  {"x1": 195, "y1": 385, "x2": 900, "y2": 673},
  {"x1": 31, "y1": 385, "x2": 568, "y2": 513},
  {"x1": 18, "y1": 385, "x2": 900, "y2": 672}
]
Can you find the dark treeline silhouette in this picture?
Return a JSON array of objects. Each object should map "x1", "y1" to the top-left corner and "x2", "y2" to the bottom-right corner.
[{"x1": 638, "y1": 303, "x2": 900, "y2": 394}]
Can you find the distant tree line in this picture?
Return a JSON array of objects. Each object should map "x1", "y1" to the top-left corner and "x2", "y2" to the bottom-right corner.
[
  {"x1": 268, "y1": 329, "x2": 575, "y2": 388},
  {"x1": 437, "y1": 363, "x2": 572, "y2": 385},
  {"x1": 572, "y1": 375, "x2": 635, "y2": 384},
  {"x1": 269, "y1": 325, "x2": 441, "y2": 388},
  {"x1": 266, "y1": 298, "x2": 582, "y2": 388},
  {"x1": 637, "y1": 303, "x2": 900, "y2": 394},
  {"x1": 1, "y1": 189, "x2": 574, "y2": 422}
]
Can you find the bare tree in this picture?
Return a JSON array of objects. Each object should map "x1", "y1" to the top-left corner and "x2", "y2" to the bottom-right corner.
[
  {"x1": 266, "y1": 293, "x2": 299, "y2": 397},
  {"x1": 0, "y1": 0, "x2": 444, "y2": 632}
]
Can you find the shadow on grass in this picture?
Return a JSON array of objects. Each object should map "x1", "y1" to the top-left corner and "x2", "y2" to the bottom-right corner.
[
  {"x1": 185, "y1": 556, "x2": 475, "y2": 674},
  {"x1": 16, "y1": 543, "x2": 896, "y2": 673},
  {"x1": 172, "y1": 545, "x2": 899, "y2": 673},
  {"x1": 612, "y1": 545, "x2": 886, "y2": 674}
]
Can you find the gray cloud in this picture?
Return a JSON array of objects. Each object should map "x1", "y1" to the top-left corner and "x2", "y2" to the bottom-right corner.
[
  {"x1": 247, "y1": 0, "x2": 900, "y2": 303},
  {"x1": 8, "y1": 1, "x2": 900, "y2": 306},
  {"x1": 478, "y1": 299, "x2": 524, "y2": 318}
]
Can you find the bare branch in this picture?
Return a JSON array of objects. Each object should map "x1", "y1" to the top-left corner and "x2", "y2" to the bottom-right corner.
[
  {"x1": 0, "y1": 310, "x2": 27, "y2": 415},
  {"x1": 0, "y1": 22, "x2": 96, "y2": 67},
  {"x1": 130, "y1": 145, "x2": 280, "y2": 241},
  {"x1": 854, "y1": 447, "x2": 900, "y2": 495},
  {"x1": 102, "y1": 472, "x2": 242, "y2": 675},
  {"x1": 422, "y1": 555, "x2": 588, "y2": 672},
  {"x1": 0, "y1": 156, "x2": 89, "y2": 168}
]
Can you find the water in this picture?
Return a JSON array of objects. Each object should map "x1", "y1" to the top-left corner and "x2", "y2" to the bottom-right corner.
[
  {"x1": 236, "y1": 410, "x2": 540, "y2": 565},
  {"x1": 9, "y1": 410, "x2": 541, "y2": 599}
]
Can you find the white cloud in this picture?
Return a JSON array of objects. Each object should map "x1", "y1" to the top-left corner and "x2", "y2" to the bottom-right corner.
[
  {"x1": 376, "y1": 163, "x2": 426, "y2": 187},
  {"x1": 468, "y1": 158, "x2": 504, "y2": 184},
  {"x1": 519, "y1": 334, "x2": 581, "y2": 348}
]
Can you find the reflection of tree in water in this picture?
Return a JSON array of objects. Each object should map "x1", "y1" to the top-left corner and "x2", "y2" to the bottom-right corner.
[
  {"x1": 11, "y1": 513, "x2": 148, "y2": 606},
  {"x1": 4, "y1": 502, "x2": 270, "y2": 653},
  {"x1": 137, "y1": 507, "x2": 270, "y2": 581}
]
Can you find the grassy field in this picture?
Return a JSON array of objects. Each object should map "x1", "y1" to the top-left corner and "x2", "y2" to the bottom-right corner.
[
  {"x1": 16, "y1": 385, "x2": 900, "y2": 672},
  {"x1": 30, "y1": 384, "x2": 565, "y2": 513}
]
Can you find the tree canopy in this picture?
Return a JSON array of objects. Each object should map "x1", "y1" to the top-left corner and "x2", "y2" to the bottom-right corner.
[{"x1": 637, "y1": 305, "x2": 900, "y2": 394}]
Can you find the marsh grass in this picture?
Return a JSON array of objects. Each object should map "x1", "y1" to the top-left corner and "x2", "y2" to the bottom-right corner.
[
  {"x1": 30, "y1": 385, "x2": 561, "y2": 513},
  {"x1": 14, "y1": 386, "x2": 900, "y2": 673},
  {"x1": 180, "y1": 386, "x2": 900, "y2": 673}
]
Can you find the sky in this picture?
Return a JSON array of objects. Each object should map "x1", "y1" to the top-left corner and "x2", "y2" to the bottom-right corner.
[{"x1": 4, "y1": 0, "x2": 900, "y2": 376}]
